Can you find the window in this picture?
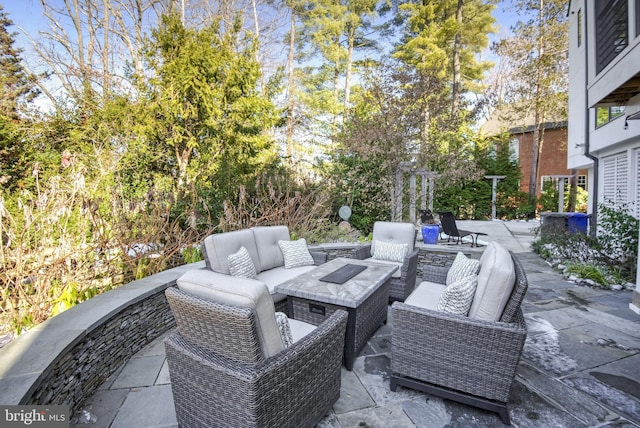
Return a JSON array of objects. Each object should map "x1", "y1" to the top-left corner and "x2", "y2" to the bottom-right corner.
[
  {"x1": 596, "y1": 105, "x2": 626, "y2": 127},
  {"x1": 540, "y1": 176, "x2": 570, "y2": 193},
  {"x1": 602, "y1": 152, "x2": 628, "y2": 208},
  {"x1": 596, "y1": 0, "x2": 629, "y2": 73},
  {"x1": 577, "y1": 175, "x2": 587, "y2": 190},
  {"x1": 578, "y1": 9, "x2": 583, "y2": 47},
  {"x1": 509, "y1": 138, "x2": 519, "y2": 162}
]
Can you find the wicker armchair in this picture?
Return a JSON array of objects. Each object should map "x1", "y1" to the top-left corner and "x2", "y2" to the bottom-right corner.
[
  {"x1": 350, "y1": 221, "x2": 419, "y2": 302},
  {"x1": 390, "y1": 252, "x2": 528, "y2": 425},
  {"x1": 164, "y1": 286, "x2": 348, "y2": 428}
]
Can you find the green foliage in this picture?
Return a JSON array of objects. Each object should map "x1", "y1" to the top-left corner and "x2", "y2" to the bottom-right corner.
[
  {"x1": 182, "y1": 246, "x2": 203, "y2": 264},
  {"x1": 0, "y1": 6, "x2": 40, "y2": 120},
  {"x1": 596, "y1": 201, "x2": 639, "y2": 279},
  {"x1": 326, "y1": 153, "x2": 390, "y2": 235},
  {"x1": 565, "y1": 263, "x2": 608, "y2": 286},
  {"x1": 140, "y1": 13, "x2": 280, "y2": 204},
  {"x1": 434, "y1": 134, "x2": 531, "y2": 220},
  {"x1": 538, "y1": 180, "x2": 589, "y2": 213},
  {"x1": 532, "y1": 203, "x2": 638, "y2": 286}
]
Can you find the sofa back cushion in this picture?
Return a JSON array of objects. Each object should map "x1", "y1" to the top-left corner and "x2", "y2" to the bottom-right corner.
[
  {"x1": 370, "y1": 221, "x2": 416, "y2": 257},
  {"x1": 203, "y1": 229, "x2": 260, "y2": 275},
  {"x1": 176, "y1": 269, "x2": 285, "y2": 358},
  {"x1": 252, "y1": 226, "x2": 290, "y2": 272},
  {"x1": 468, "y1": 242, "x2": 516, "y2": 321}
]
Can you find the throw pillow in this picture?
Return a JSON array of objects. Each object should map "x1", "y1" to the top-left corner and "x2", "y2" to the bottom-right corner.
[
  {"x1": 227, "y1": 246, "x2": 257, "y2": 279},
  {"x1": 372, "y1": 240, "x2": 408, "y2": 263},
  {"x1": 446, "y1": 252, "x2": 480, "y2": 286},
  {"x1": 278, "y1": 238, "x2": 315, "y2": 268},
  {"x1": 437, "y1": 274, "x2": 478, "y2": 316},
  {"x1": 275, "y1": 312, "x2": 294, "y2": 348}
]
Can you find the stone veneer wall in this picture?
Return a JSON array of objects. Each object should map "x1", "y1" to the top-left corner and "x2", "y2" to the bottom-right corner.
[
  {"x1": 27, "y1": 292, "x2": 175, "y2": 408},
  {"x1": 0, "y1": 261, "x2": 202, "y2": 414}
]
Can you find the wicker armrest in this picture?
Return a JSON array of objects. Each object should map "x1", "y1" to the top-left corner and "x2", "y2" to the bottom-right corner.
[
  {"x1": 400, "y1": 249, "x2": 419, "y2": 280},
  {"x1": 421, "y1": 265, "x2": 449, "y2": 285},
  {"x1": 391, "y1": 302, "x2": 527, "y2": 403},
  {"x1": 350, "y1": 244, "x2": 372, "y2": 260}
]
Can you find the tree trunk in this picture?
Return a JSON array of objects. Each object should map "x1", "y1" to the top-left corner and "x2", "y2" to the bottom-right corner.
[
  {"x1": 102, "y1": 0, "x2": 111, "y2": 100},
  {"x1": 529, "y1": 0, "x2": 545, "y2": 210},
  {"x1": 344, "y1": 26, "x2": 354, "y2": 117},
  {"x1": 451, "y1": 0, "x2": 463, "y2": 118},
  {"x1": 286, "y1": 8, "x2": 296, "y2": 162}
]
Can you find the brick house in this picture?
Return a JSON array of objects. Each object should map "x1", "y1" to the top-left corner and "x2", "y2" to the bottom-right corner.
[{"x1": 481, "y1": 114, "x2": 589, "y2": 200}]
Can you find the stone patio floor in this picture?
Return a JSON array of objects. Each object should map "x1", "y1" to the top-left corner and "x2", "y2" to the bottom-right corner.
[{"x1": 71, "y1": 220, "x2": 640, "y2": 427}]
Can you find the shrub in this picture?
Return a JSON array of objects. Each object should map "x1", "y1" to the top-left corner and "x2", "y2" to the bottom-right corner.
[
  {"x1": 596, "y1": 201, "x2": 638, "y2": 280},
  {"x1": 532, "y1": 202, "x2": 638, "y2": 286}
]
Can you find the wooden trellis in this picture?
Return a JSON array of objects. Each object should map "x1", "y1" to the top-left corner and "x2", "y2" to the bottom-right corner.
[{"x1": 393, "y1": 162, "x2": 439, "y2": 223}]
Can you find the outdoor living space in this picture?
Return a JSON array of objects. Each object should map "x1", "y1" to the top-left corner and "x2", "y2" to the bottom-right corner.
[{"x1": 2, "y1": 220, "x2": 633, "y2": 428}]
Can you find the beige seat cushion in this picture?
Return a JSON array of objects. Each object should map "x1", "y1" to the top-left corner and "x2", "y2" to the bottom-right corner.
[
  {"x1": 404, "y1": 281, "x2": 447, "y2": 311},
  {"x1": 288, "y1": 318, "x2": 316, "y2": 342},
  {"x1": 468, "y1": 242, "x2": 516, "y2": 321},
  {"x1": 256, "y1": 265, "x2": 316, "y2": 293},
  {"x1": 177, "y1": 269, "x2": 285, "y2": 358}
]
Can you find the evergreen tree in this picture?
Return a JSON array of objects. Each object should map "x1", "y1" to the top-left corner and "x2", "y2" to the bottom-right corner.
[
  {"x1": 389, "y1": 0, "x2": 496, "y2": 199},
  {"x1": 0, "y1": 6, "x2": 39, "y2": 119},
  {"x1": 137, "y1": 14, "x2": 279, "y2": 204},
  {"x1": 0, "y1": 6, "x2": 40, "y2": 188}
]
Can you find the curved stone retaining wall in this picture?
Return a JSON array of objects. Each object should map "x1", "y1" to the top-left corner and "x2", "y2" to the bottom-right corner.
[{"x1": 0, "y1": 261, "x2": 204, "y2": 412}]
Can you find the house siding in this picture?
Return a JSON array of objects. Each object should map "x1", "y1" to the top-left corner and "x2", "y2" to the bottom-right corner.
[{"x1": 513, "y1": 126, "x2": 589, "y2": 196}]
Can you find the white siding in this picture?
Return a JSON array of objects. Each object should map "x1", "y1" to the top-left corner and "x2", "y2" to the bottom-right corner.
[{"x1": 602, "y1": 152, "x2": 628, "y2": 207}]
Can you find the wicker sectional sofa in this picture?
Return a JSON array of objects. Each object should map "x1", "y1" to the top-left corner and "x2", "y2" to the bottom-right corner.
[{"x1": 178, "y1": 226, "x2": 326, "y2": 312}]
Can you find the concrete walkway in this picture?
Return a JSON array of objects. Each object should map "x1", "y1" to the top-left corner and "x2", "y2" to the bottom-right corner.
[{"x1": 71, "y1": 220, "x2": 640, "y2": 427}]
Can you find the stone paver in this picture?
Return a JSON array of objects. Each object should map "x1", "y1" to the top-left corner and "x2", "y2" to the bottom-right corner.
[{"x1": 71, "y1": 220, "x2": 640, "y2": 427}]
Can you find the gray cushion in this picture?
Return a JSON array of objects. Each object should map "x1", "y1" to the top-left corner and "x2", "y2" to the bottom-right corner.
[
  {"x1": 228, "y1": 246, "x2": 257, "y2": 279},
  {"x1": 176, "y1": 269, "x2": 285, "y2": 358},
  {"x1": 278, "y1": 238, "x2": 315, "y2": 268},
  {"x1": 370, "y1": 221, "x2": 416, "y2": 257},
  {"x1": 257, "y1": 265, "x2": 316, "y2": 294},
  {"x1": 405, "y1": 281, "x2": 446, "y2": 311},
  {"x1": 468, "y1": 242, "x2": 516, "y2": 321},
  {"x1": 446, "y1": 252, "x2": 480, "y2": 286},
  {"x1": 252, "y1": 226, "x2": 290, "y2": 271},
  {"x1": 372, "y1": 240, "x2": 408, "y2": 263},
  {"x1": 288, "y1": 318, "x2": 316, "y2": 343},
  {"x1": 437, "y1": 274, "x2": 478, "y2": 315},
  {"x1": 203, "y1": 229, "x2": 260, "y2": 275}
]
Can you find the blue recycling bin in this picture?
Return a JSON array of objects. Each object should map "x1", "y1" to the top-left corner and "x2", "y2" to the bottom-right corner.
[
  {"x1": 421, "y1": 225, "x2": 440, "y2": 244},
  {"x1": 567, "y1": 212, "x2": 588, "y2": 234}
]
